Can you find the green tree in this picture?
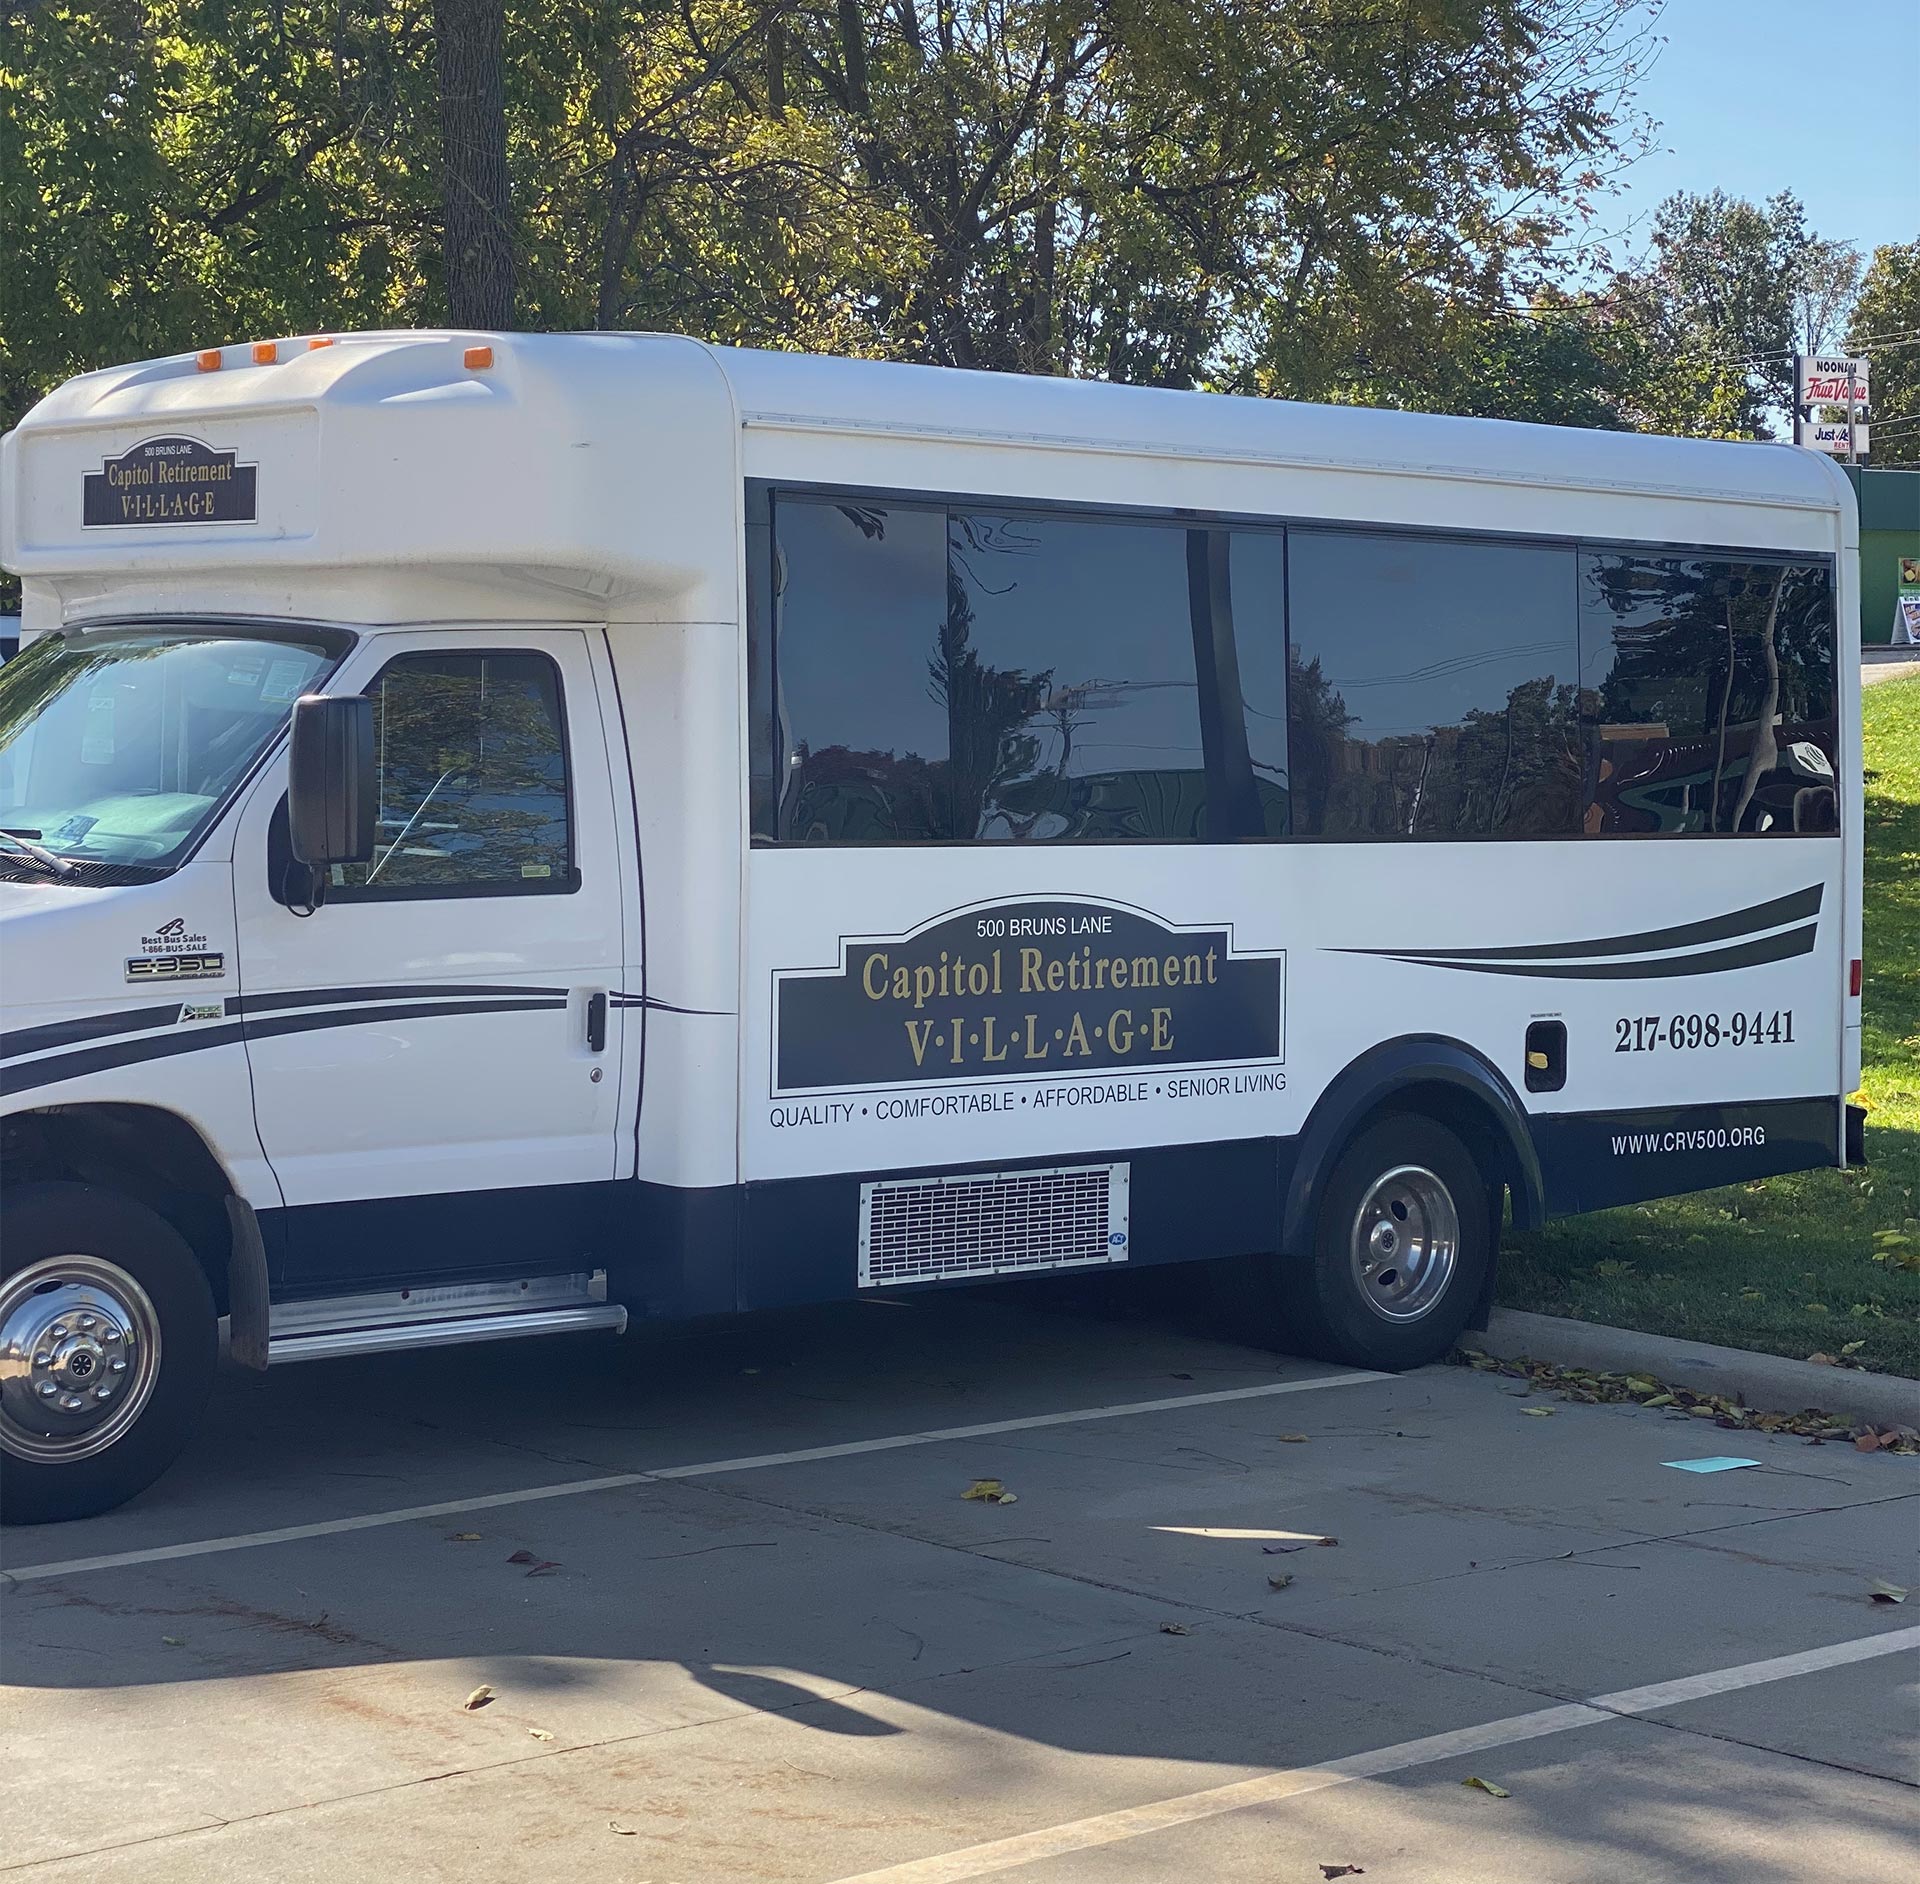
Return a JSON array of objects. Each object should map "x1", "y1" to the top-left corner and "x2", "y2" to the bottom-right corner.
[
  {"x1": 1849, "y1": 241, "x2": 1920, "y2": 467},
  {"x1": 1602, "y1": 189, "x2": 1868, "y2": 440}
]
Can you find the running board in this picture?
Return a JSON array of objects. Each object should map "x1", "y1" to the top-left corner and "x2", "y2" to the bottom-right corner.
[{"x1": 268, "y1": 1271, "x2": 626, "y2": 1364}]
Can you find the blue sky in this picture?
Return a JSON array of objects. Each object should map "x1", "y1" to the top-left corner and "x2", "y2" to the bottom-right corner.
[{"x1": 1595, "y1": 0, "x2": 1919, "y2": 261}]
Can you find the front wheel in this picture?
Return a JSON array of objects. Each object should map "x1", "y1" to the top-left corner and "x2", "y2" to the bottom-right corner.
[
  {"x1": 0, "y1": 1184, "x2": 216, "y2": 1525},
  {"x1": 1254, "y1": 1114, "x2": 1493, "y2": 1370}
]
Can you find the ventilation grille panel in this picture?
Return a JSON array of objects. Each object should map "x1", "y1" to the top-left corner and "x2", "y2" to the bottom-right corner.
[{"x1": 859, "y1": 1163, "x2": 1130, "y2": 1288}]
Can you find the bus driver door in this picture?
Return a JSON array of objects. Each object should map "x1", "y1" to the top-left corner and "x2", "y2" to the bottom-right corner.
[{"x1": 234, "y1": 630, "x2": 632, "y2": 1292}]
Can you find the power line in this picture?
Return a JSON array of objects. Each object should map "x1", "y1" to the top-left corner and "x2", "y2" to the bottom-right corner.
[{"x1": 1701, "y1": 327, "x2": 1920, "y2": 370}]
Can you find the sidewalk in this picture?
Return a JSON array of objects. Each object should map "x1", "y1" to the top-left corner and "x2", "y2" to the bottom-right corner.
[{"x1": 1863, "y1": 645, "x2": 1920, "y2": 686}]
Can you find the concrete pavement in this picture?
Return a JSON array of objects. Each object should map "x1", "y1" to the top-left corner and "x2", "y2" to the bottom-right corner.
[{"x1": 2, "y1": 1289, "x2": 1914, "y2": 1881}]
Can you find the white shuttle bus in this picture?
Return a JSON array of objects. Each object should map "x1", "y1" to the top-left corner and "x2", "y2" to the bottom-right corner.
[{"x1": 0, "y1": 333, "x2": 1862, "y2": 1522}]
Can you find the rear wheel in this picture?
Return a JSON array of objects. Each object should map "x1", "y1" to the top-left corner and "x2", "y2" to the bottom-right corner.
[
  {"x1": 0, "y1": 1184, "x2": 216, "y2": 1525},
  {"x1": 1241, "y1": 1114, "x2": 1492, "y2": 1370}
]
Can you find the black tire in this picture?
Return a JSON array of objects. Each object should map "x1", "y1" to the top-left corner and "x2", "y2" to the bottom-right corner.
[
  {"x1": 1245, "y1": 1114, "x2": 1492, "y2": 1371},
  {"x1": 0, "y1": 1183, "x2": 216, "y2": 1525}
]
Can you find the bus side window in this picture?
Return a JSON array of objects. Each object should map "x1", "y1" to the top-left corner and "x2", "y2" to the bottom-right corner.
[
  {"x1": 1577, "y1": 555, "x2": 1838, "y2": 836},
  {"x1": 1283, "y1": 531, "x2": 1583, "y2": 839}
]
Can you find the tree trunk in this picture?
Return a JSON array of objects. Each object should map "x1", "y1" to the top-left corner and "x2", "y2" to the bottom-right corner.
[{"x1": 435, "y1": 0, "x2": 515, "y2": 327}]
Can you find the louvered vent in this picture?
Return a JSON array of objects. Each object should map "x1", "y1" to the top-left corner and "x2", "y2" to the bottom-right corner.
[{"x1": 859, "y1": 1163, "x2": 1130, "y2": 1288}]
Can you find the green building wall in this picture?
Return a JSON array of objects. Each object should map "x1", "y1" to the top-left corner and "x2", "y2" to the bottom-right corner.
[{"x1": 1844, "y1": 466, "x2": 1920, "y2": 645}]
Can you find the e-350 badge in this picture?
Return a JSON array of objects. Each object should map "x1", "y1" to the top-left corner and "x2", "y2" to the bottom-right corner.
[{"x1": 126, "y1": 915, "x2": 225, "y2": 983}]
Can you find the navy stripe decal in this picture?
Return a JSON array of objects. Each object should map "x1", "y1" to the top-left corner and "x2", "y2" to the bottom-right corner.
[
  {"x1": 1341, "y1": 884, "x2": 1823, "y2": 966},
  {"x1": 0, "y1": 997, "x2": 566, "y2": 1099},
  {"x1": 229, "y1": 983, "x2": 567, "y2": 1015},
  {"x1": 0, "y1": 1003, "x2": 187, "y2": 1063},
  {"x1": 1379, "y1": 923, "x2": 1819, "y2": 981}
]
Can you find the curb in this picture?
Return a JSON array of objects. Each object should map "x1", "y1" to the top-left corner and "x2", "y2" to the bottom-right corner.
[{"x1": 1471, "y1": 1308, "x2": 1920, "y2": 1431}]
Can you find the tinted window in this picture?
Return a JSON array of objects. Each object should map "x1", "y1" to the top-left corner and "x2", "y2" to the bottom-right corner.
[
  {"x1": 1578, "y1": 556, "x2": 1838, "y2": 834},
  {"x1": 773, "y1": 501, "x2": 1226, "y2": 842},
  {"x1": 1285, "y1": 532, "x2": 1582, "y2": 837},
  {"x1": 1226, "y1": 530, "x2": 1290, "y2": 835},
  {"x1": 332, "y1": 651, "x2": 573, "y2": 896},
  {"x1": 945, "y1": 512, "x2": 1206, "y2": 840}
]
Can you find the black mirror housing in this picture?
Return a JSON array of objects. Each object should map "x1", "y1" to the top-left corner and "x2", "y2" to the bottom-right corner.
[{"x1": 287, "y1": 694, "x2": 375, "y2": 867}]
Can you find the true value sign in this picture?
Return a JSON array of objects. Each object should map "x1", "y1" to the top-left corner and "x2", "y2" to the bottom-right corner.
[{"x1": 1796, "y1": 354, "x2": 1870, "y2": 457}]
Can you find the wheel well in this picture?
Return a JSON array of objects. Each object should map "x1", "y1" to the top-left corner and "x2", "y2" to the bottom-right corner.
[
  {"x1": 0, "y1": 1105, "x2": 238, "y2": 1314},
  {"x1": 1365, "y1": 1080, "x2": 1530, "y2": 1228}
]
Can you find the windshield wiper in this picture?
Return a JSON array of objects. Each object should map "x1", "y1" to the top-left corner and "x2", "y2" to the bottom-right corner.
[{"x1": 0, "y1": 830, "x2": 74, "y2": 876}]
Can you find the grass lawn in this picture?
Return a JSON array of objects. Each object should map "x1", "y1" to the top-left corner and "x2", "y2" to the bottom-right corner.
[{"x1": 1496, "y1": 673, "x2": 1920, "y2": 1378}]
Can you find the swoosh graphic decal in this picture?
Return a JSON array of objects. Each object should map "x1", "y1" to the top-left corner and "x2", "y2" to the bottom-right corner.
[
  {"x1": 1, "y1": 1003, "x2": 188, "y2": 1063},
  {"x1": 610, "y1": 992, "x2": 732, "y2": 1017},
  {"x1": 1334, "y1": 884, "x2": 1822, "y2": 966},
  {"x1": 1378, "y1": 923, "x2": 1818, "y2": 981},
  {"x1": 228, "y1": 983, "x2": 567, "y2": 1015},
  {"x1": 0, "y1": 997, "x2": 566, "y2": 1099}
]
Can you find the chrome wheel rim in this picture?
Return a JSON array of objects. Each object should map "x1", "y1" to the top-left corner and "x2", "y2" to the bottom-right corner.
[
  {"x1": 0, "y1": 1256, "x2": 163, "y2": 1463},
  {"x1": 1349, "y1": 1165, "x2": 1459, "y2": 1323}
]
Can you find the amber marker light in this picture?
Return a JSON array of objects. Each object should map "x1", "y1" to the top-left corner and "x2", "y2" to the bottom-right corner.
[
  {"x1": 464, "y1": 346, "x2": 494, "y2": 370},
  {"x1": 195, "y1": 349, "x2": 222, "y2": 372},
  {"x1": 252, "y1": 341, "x2": 278, "y2": 364},
  {"x1": 308, "y1": 336, "x2": 335, "y2": 350}
]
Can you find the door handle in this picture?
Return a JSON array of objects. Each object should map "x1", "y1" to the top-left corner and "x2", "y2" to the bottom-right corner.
[{"x1": 585, "y1": 991, "x2": 608, "y2": 1054}]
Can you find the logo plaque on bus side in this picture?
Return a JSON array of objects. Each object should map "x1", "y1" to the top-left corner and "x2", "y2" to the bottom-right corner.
[
  {"x1": 773, "y1": 899, "x2": 1284, "y2": 1094},
  {"x1": 83, "y1": 436, "x2": 257, "y2": 528}
]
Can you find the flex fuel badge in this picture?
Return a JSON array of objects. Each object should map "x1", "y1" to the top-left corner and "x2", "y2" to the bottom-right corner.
[{"x1": 126, "y1": 917, "x2": 225, "y2": 983}]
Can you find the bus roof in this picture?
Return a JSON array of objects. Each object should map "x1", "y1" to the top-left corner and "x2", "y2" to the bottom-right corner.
[{"x1": 2, "y1": 331, "x2": 1855, "y2": 629}]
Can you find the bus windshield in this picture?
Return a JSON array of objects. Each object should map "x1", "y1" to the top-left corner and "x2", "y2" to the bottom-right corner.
[{"x1": 0, "y1": 622, "x2": 349, "y2": 876}]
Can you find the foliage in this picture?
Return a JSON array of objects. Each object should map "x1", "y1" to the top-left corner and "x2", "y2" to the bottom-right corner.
[
  {"x1": 1601, "y1": 189, "x2": 1867, "y2": 439},
  {"x1": 1499, "y1": 675, "x2": 1920, "y2": 1378},
  {"x1": 1, "y1": 2, "x2": 445, "y2": 431},
  {"x1": 1849, "y1": 241, "x2": 1920, "y2": 467},
  {"x1": 3, "y1": 0, "x2": 1671, "y2": 435}
]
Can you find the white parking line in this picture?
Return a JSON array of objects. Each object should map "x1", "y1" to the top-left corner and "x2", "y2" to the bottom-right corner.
[
  {"x1": 832, "y1": 1626, "x2": 1920, "y2": 1883},
  {"x1": 0, "y1": 1368, "x2": 1384, "y2": 1585}
]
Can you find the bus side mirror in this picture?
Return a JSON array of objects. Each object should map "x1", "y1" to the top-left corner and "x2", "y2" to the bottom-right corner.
[{"x1": 287, "y1": 694, "x2": 375, "y2": 867}]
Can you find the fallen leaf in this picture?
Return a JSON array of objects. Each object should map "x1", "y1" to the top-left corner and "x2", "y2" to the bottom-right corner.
[
  {"x1": 1807, "y1": 1352, "x2": 1838, "y2": 1366},
  {"x1": 1855, "y1": 1432, "x2": 1884, "y2": 1453},
  {"x1": 1624, "y1": 1376, "x2": 1659, "y2": 1395},
  {"x1": 1869, "y1": 1581, "x2": 1907, "y2": 1604},
  {"x1": 608, "y1": 1821, "x2": 638, "y2": 1836},
  {"x1": 161, "y1": 1636, "x2": 184, "y2": 1647},
  {"x1": 963, "y1": 1479, "x2": 1007, "y2": 1502},
  {"x1": 1159, "y1": 1622, "x2": 1190, "y2": 1635},
  {"x1": 449, "y1": 1532, "x2": 482, "y2": 1543},
  {"x1": 528, "y1": 1727, "x2": 555, "y2": 1741},
  {"x1": 1316, "y1": 1536, "x2": 1340, "y2": 1547},
  {"x1": 1520, "y1": 1405, "x2": 1555, "y2": 1418},
  {"x1": 1841, "y1": 1340, "x2": 1868, "y2": 1355},
  {"x1": 1275, "y1": 1433, "x2": 1309, "y2": 1444},
  {"x1": 1263, "y1": 1543, "x2": 1306, "y2": 1554},
  {"x1": 1462, "y1": 1776, "x2": 1510, "y2": 1798},
  {"x1": 1267, "y1": 1572, "x2": 1294, "y2": 1590},
  {"x1": 1319, "y1": 1867, "x2": 1366, "y2": 1879},
  {"x1": 994, "y1": 1492, "x2": 1019, "y2": 1505},
  {"x1": 1642, "y1": 1393, "x2": 1676, "y2": 1409},
  {"x1": 1170, "y1": 1372, "x2": 1194, "y2": 1381},
  {"x1": 526, "y1": 1560, "x2": 563, "y2": 1576},
  {"x1": 463, "y1": 1685, "x2": 494, "y2": 1712},
  {"x1": 506, "y1": 1549, "x2": 537, "y2": 1565}
]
